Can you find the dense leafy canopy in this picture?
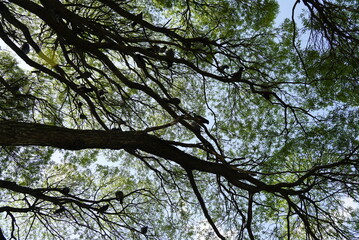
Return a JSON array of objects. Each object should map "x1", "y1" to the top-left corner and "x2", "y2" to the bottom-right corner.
[{"x1": 0, "y1": 0, "x2": 358, "y2": 239}]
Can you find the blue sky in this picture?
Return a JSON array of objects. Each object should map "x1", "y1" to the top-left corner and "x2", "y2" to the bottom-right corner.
[{"x1": 276, "y1": 0, "x2": 303, "y2": 24}]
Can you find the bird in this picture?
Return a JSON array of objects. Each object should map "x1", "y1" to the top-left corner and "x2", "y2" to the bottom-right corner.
[
  {"x1": 131, "y1": 12, "x2": 143, "y2": 27},
  {"x1": 231, "y1": 67, "x2": 244, "y2": 81},
  {"x1": 61, "y1": 187, "x2": 70, "y2": 195},
  {"x1": 190, "y1": 121, "x2": 201, "y2": 134},
  {"x1": 76, "y1": 84, "x2": 94, "y2": 93},
  {"x1": 248, "y1": 84, "x2": 273, "y2": 101},
  {"x1": 140, "y1": 226, "x2": 148, "y2": 234},
  {"x1": 147, "y1": 45, "x2": 161, "y2": 53},
  {"x1": 259, "y1": 87, "x2": 273, "y2": 100},
  {"x1": 217, "y1": 65, "x2": 229, "y2": 73},
  {"x1": 159, "y1": 46, "x2": 167, "y2": 53},
  {"x1": 54, "y1": 206, "x2": 65, "y2": 214},
  {"x1": 97, "y1": 204, "x2": 109, "y2": 214},
  {"x1": 133, "y1": 54, "x2": 146, "y2": 69},
  {"x1": 76, "y1": 71, "x2": 92, "y2": 79},
  {"x1": 20, "y1": 43, "x2": 30, "y2": 54},
  {"x1": 260, "y1": 91, "x2": 271, "y2": 100},
  {"x1": 165, "y1": 49, "x2": 175, "y2": 68},
  {"x1": 165, "y1": 98, "x2": 181, "y2": 105},
  {"x1": 115, "y1": 191, "x2": 124, "y2": 204},
  {"x1": 193, "y1": 114, "x2": 209, "y2": 124}
]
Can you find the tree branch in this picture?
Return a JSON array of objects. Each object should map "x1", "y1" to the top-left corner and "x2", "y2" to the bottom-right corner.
[
  {"x1": 0, "y1": 120, "x2": 262, "y2": 191},
  {"x1": 186, "y1": 170, "x2": 225, "y2": 240}
]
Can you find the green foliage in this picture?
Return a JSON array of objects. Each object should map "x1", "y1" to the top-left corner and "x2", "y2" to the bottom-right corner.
[{"x1": 0, "y1": 0, "x2": 358, "y2": 239}]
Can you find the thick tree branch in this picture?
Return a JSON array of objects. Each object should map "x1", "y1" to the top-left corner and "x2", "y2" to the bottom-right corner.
[
  {"x1": 0, "y1": 120, "x2": 260, "y2": 189},
  {"x1": 1, "y1": 120, "x2": 335, "y2": 198}
]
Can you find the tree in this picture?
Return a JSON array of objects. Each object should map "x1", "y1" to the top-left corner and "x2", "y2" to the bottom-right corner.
[{"x1": 0, "y1": 0, "x2": 358, "y2": 239}]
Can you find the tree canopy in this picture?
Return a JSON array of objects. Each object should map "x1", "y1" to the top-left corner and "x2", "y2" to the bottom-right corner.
[{"x1": 0, "y1": 0, "x2": 358, "y2": 239}]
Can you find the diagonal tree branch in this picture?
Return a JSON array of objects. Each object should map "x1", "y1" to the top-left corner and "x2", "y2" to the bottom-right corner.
[
  {"x1": 0, "y1": 120, "x2": 261, "y2": 191},
  {"x1": 186, "y1": 169, "x2": 225, "y2": 240}
]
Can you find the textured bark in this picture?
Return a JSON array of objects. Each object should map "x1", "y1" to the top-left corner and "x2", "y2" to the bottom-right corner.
[
  {"x1": 0, "y1": 120, "x2": 262, "y2": 191},
  {"x1": 0, "y1": 120, "x2": 151, "y2": 150}
]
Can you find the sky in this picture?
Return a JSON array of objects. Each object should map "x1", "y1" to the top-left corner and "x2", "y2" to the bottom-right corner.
[
  {"x1": 0, "y1": 1, "x2": 358, "y2": 238},
  {"x1": 0, "y1": 0, "x2": 303, "y2": 53}
]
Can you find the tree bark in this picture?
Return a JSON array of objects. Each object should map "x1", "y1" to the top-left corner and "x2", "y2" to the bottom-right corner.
[{"x1": 0, "y1": 120, "x2": 261, "y2": 191}]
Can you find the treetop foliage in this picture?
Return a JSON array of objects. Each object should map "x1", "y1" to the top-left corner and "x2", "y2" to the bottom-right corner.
[{"x1": 0, "y1": 0, "x2": 358, "y2": 239}]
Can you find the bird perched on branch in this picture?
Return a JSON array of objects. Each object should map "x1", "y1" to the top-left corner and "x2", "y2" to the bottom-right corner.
[
  {"x1": 133, "y1": 54, "x2": 146, "y2": 69},
  {"x1": 193, "y1": 114, "x2": 209, "y2": 124},
  {"x1": 141, "y1": 226, "x2": 148, "y2": 234},
  {"x1": 147, "y1": 45, "x2": 161, "y2": 53},
  {"x1": 231, "y1": 67, "x2": 244, "y2": 81},
  {"x1": 159, "y1": 46, "x2": 167, "y2": 53},
  {"x1": 20, "y1": 43, "x2": 30, "y2": 54},
  {"x1": 131, "y1": 12, "x2": 143, "y2": 27},
  {"x1": 54, "y1": 206, "x2": 65, "y2": 214},
  {"x1": 190, "y1": 121, "x2": 201, "y2": 134},
  {"x1": 115, "y1": 191, "x2": 124, "y2": 204},
  {"x1": 97, "y1": 204, "x2": 109, "y2": 214},
  {"x1": 76, "y1": 71, "x2": 92, "y2": 79},
  {"x1": 217, "y1": 65, "x2": 229, "y2": 74},
  {"x1": 165, "y1": 98, "x2": 181, "y2": 105},
  {"x1": 165, "y1": 49, "x2": 175, "y2": 68},
  {"x1": 250, "y1": 85, "x2": 274, "y2": 101},
  {"x1": 76, "y1": 84, "x2": 94, "y2": 93},
  {"x1": 61, "y1": 187, "x2": 70, "y2": 195},
  {"x1": 258, "y1": 86, "x2": 273, "y2": 100}
]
